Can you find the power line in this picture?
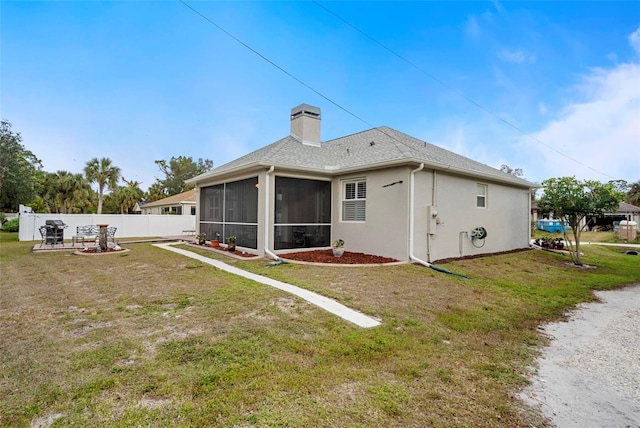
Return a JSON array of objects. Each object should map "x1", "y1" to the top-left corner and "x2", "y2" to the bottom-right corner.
[
  {"x1": 178, "y1": 0, "x2": 616, "y2": 180},
  {"x1": 311, "y1": 1, "x2": 617, "y2": 180},
  {"x1": 177, "y1": 0, "x2": 374, "y2": 130},
  {"x1": 177, "y1": 1, "x2": 425, "y2": 170}
]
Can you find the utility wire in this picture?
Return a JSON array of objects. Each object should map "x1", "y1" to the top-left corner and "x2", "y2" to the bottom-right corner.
[
  {"x1": 312, "y1": 0, "x2": 616, "y2": 180},
  {"x1": 178, "y1": 0, "x2": 615, "y2": 180},
  {"x1": 177, "y1": 0, "x2": 375, "y2": 130},
  {"x1": 177, "y1": 1, "x2": 427, "y2": 169}
]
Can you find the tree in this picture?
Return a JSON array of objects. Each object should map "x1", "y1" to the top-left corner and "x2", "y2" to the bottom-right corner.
[
  {"x1": 108, "y1": 177, "x2": 144, "y2": 214},
  {"x1": 35, "y1": 171, "x2": 92, "y2": 213},
  {"x1": 145, "y1": 182, "x2": 168, "y2": 203},
  {"x1": 0, "y1": 120, "x2": 43, "y2": 211},
  {"x1": 153, "y1": 156, "x2": 213, "y2": 196},
  {"x1": 84, "y1": 157, "x2": 121, "y2": 214},
  {"x1": 625, "y1": 180, "x2": 640, "y2": 206},
  {"x1": 113, "y1": 186, "x2": 143, "y2": 214},
  {"x1": 538, "y1": 177, "x2": 624, "y2": 266}
]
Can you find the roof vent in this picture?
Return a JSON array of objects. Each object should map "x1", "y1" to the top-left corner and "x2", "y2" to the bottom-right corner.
[{"x1": 290, "y1": 103, "x2": 321, "y2": 147}]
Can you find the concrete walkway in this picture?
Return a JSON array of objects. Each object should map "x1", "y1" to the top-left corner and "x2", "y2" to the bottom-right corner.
[
  {"x1": 153, "y1": 243, "x2": 381, "y2": 328},
  {"x1": 581, "y1": 242, "x2": 640, "y2": 248}
]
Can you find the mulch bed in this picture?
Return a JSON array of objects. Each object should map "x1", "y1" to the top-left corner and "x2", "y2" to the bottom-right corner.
[
  {"x1": 281, "y1": 249, "x2": 399, "y2": 264},
  {"x1": 194, "y1": 244, "x2": 259, "y2": 258},
  {"x1": 74, "y1": 247, "x2": 131, "y2": 256},
  {"x1": 432, "y1": 247, "x2": 532, "y2": 264}
]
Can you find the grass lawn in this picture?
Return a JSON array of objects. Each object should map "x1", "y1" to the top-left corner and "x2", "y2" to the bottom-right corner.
[{"x1": 1, "y1": 231, "x2": 639, "y2": 427}]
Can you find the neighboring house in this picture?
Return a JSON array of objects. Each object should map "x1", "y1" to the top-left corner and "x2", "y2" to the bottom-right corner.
[
  {"x1": 132, "y1": 201, "x2": 144, "y2": 214},
  {"x1": 140, "y1": 189, "x2": 196, "y2": 215},
  {"x1": 592, "y1": 201, "x2": 640, "y2": 231},
  {"x1": 187, "y1": 104, "x2": 537, "y2": 262},
  {"x1": 616, "y1": 202, "x2": 640, "y2": 227}
]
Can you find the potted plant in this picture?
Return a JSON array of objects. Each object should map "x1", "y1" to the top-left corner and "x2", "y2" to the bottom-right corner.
[
  {"x1": 553, "y1": 237, "x2": 565, "y2": 250},
  {"x1": 196, "y1": 232, "x2": 206, "y2": 245},
  {"x1": 332, "y1": 238, "x2": 345, "y2": 257},
  {"x1": 211, "y1": 232, "x2": 220, "y2": 248},
  {"x1": 226, "y1": 235, "x2": 237, "y2": 252}
]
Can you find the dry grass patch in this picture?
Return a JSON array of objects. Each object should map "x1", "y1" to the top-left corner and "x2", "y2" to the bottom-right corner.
[{"x1": 1, "y1": 234, "x2": 639, "y2": 427}]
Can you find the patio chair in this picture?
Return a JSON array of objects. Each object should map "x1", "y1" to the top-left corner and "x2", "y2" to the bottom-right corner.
[
  {"x1": 38, "y1": 226, "x2": 48, "y2": 247},
  {"x1": 106, "y1": 226, "x2": 117, "y2": 243}
]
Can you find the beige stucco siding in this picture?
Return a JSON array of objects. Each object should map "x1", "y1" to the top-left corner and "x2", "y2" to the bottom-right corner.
[
  {"x1": 420, "y1": 172, "x2": 531, "y2": 261},
  {"x1": 332, "y1": 166, "x2": 412, "y2": 261}
]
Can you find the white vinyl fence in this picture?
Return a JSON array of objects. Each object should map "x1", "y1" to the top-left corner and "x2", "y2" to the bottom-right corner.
[{"x1": 18, "y1": 213, "x2": 196, "y2": 242}]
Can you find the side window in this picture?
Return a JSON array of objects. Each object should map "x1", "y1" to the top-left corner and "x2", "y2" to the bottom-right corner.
[
  {"x1": 342, "y1": 179, "x2": 366, "y2": 221},
  {"x1": 477, "y1": 183, "x2": 487, "y2": 208}
]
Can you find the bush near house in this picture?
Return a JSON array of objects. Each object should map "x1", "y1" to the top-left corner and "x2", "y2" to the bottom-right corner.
[{"x1": 1, "y1": 217, "x2": 19, "y2": 232}]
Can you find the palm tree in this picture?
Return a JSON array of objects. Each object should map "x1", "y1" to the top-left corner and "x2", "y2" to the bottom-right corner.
[
  {"x1": 84, "y1": 157, "x2": 121, "y2": 214},
  {"x1": 111, "y1": 184, "x2": 143, "y2": 214},
  {"x1": 625, "y1": 180, "x2": 640, "y2": 206}
]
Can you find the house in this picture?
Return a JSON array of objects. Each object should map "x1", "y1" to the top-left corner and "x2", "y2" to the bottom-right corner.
[
  {"x1": 591, "y1": 201, "x2": 640, "y2": 231},
  {"x1": 614, "y1": 202, "x2": 640, "y2": 229},
  {"x1": 140, "y1": 189, "x2": 196, "y2": 215},
  {"x1": 187, "y1": 104, "x2": 537, "y2": 263}
]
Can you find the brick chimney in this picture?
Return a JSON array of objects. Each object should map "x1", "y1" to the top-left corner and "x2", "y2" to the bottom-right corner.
[{"x1": 290, "y1": 104, "x2": 321, "y2": 146}]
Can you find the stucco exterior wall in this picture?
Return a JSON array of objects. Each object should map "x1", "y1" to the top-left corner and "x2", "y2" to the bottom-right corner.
[
  {"x1": 417, "y1": 172, "x2": 531, "y2": 262},
  {"x1": 331, "y1": 166, "x2": 412, "y2": 261}
]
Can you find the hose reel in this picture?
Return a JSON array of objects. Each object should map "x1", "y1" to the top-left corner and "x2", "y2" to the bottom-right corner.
[{"x1": 470, "y1": 226, "x2": 488, "y2": 241}]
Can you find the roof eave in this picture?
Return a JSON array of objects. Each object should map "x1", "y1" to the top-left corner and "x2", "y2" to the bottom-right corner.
[
  {"x1": 189, "y1": 158, "x2": 538, "y2": 189},
  {"x1": 332, "y1": 158, "x2": 538, "y2": 188}
]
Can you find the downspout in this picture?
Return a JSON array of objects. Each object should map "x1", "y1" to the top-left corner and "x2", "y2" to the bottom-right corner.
[
  {"x1": 409, "y1": 163, "x2": 425, "y2": 265},
  {"x1": 426, "y1": 170, "x2": 438, "y2": 262},
  {"x1": 410, "y1": 163, "x2": 468, "y2": 279},
  {"x1": 264, "y1": 166, "x2": 281, "y2": 261},
  {"x1": 528, "y1": 188, "x2": 533, "y2": 246}
]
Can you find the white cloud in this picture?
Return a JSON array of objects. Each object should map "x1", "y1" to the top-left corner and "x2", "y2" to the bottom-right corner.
[
  {"x1": 498, "y1": 49, "x2": 536, "y2": 64},
  {"x1": 491, "y1": 0, "x2": 505, "y2": 15},
  {"x1": 538, "y1": 102, "x2": 548, "y2": 115},
  {"x1": 464, "y1": 16, "x2": 480, "y2": 39},
  {"x1": 521, "y1": 59, "x2": 640, "y2": 184},
  {"x1": 629, "y1": 27, "x2": 640, "y2": 55}
]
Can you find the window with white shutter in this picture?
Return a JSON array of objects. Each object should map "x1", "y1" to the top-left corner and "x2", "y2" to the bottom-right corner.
[{"x1": 342, "y1": 179, "x2": 366, "y2": 222}]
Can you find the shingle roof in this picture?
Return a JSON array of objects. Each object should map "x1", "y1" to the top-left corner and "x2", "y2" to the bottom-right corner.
[
  {"x1": 142, "y1": 189, "x2": 196, "y2": 208},
  {"x1": 190, "y1": 126, "x2": 536, "y2": 188},
  {"x1": 619, "y1": 201, "x2": 640, "y2": 213}
]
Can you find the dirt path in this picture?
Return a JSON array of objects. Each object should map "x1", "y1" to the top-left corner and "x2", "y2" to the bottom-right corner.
[{"x1": 520, "y1": 283, "x2": 640, "y2": 427}]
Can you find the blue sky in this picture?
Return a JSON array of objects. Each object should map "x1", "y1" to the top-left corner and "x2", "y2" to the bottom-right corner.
[{"x1": 2, "y1": 1, "x2": 639, "y2": 192}]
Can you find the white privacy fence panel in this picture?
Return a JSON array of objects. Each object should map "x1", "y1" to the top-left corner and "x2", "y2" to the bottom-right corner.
[{"x1": 19, "y1": 214, "x2": 196, "y2": 242}]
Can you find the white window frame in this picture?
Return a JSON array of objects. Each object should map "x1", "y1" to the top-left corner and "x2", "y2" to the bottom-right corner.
[
  {"x1": 342, "y1": 178, "x2": 366, "y2": 222},
  {"x1": 476, "y1": 183, "x2": 487, "y2": 208}
]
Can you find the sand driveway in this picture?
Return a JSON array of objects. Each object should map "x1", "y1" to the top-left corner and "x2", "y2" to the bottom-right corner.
[{"x1": 520, "y1": 283, "x2": 640, "y2": 427}]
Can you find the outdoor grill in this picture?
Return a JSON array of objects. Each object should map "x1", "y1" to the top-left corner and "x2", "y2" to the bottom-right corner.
[{"x1": 44, "y1": 220, "x2": 68, "y2": 245}]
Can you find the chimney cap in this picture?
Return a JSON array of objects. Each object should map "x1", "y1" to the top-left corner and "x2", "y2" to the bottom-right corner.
[{"x1": 291, "y1": 103, "x2": 321, "y2": 120}]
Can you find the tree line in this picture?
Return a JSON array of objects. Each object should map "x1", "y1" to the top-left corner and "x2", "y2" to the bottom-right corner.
[{"x1": 0, "y1": 119, "x2": 213, "y2": 214}]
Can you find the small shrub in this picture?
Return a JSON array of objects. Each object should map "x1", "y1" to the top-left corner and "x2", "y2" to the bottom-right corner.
[{"x1": 1, "y1": 218, "x2": 19, "y2": 232}]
